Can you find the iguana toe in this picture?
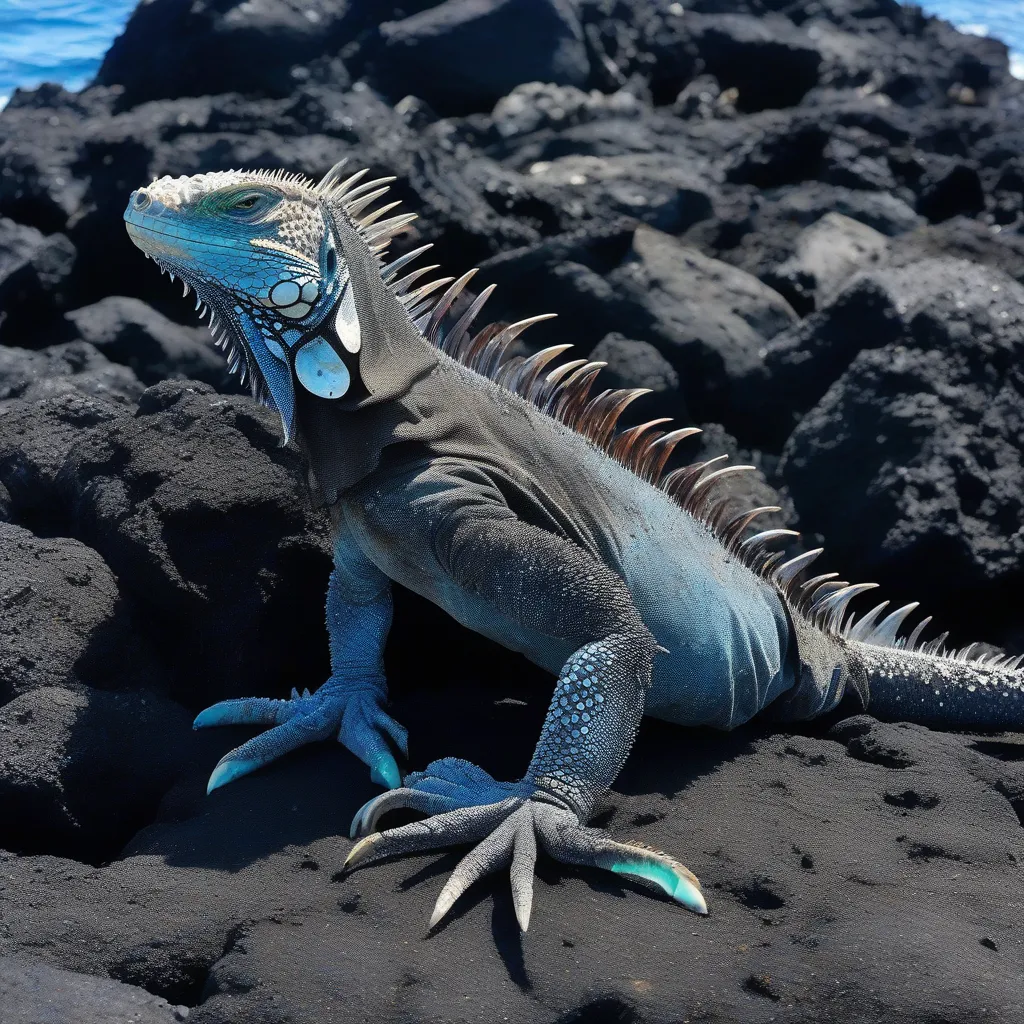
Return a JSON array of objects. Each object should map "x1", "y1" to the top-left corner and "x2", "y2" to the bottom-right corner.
[
  {"x1": 547, "y1": 824, "x2": 708, "y2": 916},
  {"x1": 369, "y1": 756, "x2": 402, "y2": 790},
  {"x1": 344, "y1": 799, "x2": 519, "y2": 873},
  {"x1": 429, "y1": 805, "x2": 538, "y2": 930},
  {"x1": 206, "y1": 756, "x2": 261, "y2": 794}
]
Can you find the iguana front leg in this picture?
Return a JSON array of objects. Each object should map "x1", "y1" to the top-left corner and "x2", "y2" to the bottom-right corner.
[
  {"x1": 342, "y1": 511, "x2": 706, "y2": 930},
  {"x1": 194, "y1": 529, "x2": 407, "y2": 792}
]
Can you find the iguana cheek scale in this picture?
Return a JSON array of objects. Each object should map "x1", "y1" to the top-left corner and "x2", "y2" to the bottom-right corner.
[{"x1": 123, "y1": 161, "x2": 1023, "y2": 934}]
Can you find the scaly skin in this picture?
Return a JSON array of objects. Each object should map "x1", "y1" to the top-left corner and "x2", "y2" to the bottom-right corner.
[{"x1": 122, "y1": 162, "x2": 1023, "y2": 934}]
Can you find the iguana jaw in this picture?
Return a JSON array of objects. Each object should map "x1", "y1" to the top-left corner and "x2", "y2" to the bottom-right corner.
[{"x1": 125, "y1": 195, "x2": 205, "y2": 301}]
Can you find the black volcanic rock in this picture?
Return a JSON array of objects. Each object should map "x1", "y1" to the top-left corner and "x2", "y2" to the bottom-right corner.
[
  {"x1": 608, "y1": 224, "x2": 797, "y2": 420},
  {"x1": 376, "y1": 0, "x2": 590, "y2": 115},
  {"x1": 725, "y1": 113, "x2": 829, "y2": 187},
  {"x1": 514, "y1": 153, "x2": 716, "y2": 235},
  {"x1": 0, "y1": 686, "x2": 197, "y2": 863},
  {"x1": 490, "y1": 82, "x2": 649, "y2": 141},
  {"x1": 0, "y1": 389, "x2": 125, "y2": 533},
  {"x1": 779, "y1": 261, "x2": 1024, "y2": 638},
  {"x1": 886, "y1": 216, "x2": 1024, "y2": 283},
  {"x1": 918, "y1": 161, "x2": 986, "y2": 221},
  {"x1": 689, "y1": 12, "x2": 823, "y2": 112},
  {"x1": 0, "y1": 525, "x2": 126, "y2": 703},
  {"x1": 0, "y1": 381, "x2": 330, "y2": 709},
  {"x1": 0, "y1": 217, "x2": 76, "y2": 344},
  {"x1": 763, "y1": 211, "x2": 889, "y2": 314},
  {"x1": 65, "y1": 296, "x2": 226, "y2": 387},
  {"x1": 0, "y1": 341, "x2": 143, "y2": 405},
  {"x1": 55, "y1": 381, "x2": 332, "y2": 709},
  {"x1": 0, "y1": 956, "x2": 189, "y2": 1024},
  {"x1": 756, "y1": 257, "x2": 1024, "y2": 439},
  {"x1": 95, "y1": 0, "x2": 363, "y2": 105}
]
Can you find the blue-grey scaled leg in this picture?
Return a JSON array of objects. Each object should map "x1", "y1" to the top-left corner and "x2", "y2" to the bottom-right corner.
[
  {"x1": 342, "y1": 513, "x2": 706, "y2": 930},
  {"x1": 194, "y1": 530, "x2": 407, "y2": 793}
]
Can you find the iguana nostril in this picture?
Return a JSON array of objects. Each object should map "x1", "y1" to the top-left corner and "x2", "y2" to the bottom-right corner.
[{"x1": 132, "y1": 190, "x2": 152, "y2": 211}]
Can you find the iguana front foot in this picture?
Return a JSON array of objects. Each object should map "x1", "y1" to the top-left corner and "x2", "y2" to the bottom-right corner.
[
  {"x1": 194, "y1": 682, "x2": 408, "y2": 793},
  {"x1": 343, "y1": 757, "x2": 707, "y2": 931}
]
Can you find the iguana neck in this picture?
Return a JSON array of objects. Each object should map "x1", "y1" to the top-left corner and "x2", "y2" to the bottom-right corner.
[{"x1": 294, "y1": 206, "x2": 443, "y2": 501}]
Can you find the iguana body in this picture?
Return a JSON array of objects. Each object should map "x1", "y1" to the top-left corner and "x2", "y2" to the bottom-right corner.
[{"x1": 123, "y1": 164, "x2": 1024, "y2": 930}]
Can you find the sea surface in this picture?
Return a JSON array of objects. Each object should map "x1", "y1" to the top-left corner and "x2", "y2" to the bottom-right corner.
[{"x1": 0, "y1": 0, "x2": 1022, "y2": 106}]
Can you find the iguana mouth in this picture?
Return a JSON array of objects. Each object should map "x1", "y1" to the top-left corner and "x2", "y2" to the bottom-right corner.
[
  {"x1": 126, "y1": 217, "x2": 249, "y2": 260},
  {"x1": 124, "y1": 220, "x2": 192, "y2": 262}
]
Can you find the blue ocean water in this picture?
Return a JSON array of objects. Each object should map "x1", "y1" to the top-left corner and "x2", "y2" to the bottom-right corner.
[
  {"x1": 0, "y1": 0, "x2": 137, "y2": 104},
  {"x1": 0, "y1": 0, "x2": 1022, "y2": 106}
]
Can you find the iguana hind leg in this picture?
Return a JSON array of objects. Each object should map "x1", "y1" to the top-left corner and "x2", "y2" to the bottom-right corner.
[{"x1": 344, "y1": 629, "x2": 706, "y2": 930}]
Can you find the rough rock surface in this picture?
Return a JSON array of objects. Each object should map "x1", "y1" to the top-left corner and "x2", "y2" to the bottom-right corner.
[
  {"x1": 60, "y1": 381, "x2": 333, "y2": 707},
  {"x1": 0, "y1": 524, "x2": 129, "y2": 702},
  {"x1": 378, "y1": 0, "x2": 590, "y2": 114},
  {"x1": 609, "y1": 224, "x2": 797, "y2": 419},
  {"x1": 1, "y1": 0, "x2": 1023, "y2": 1020},
  {"x1": 0, "y1": 956, "x2": 189, "y2": 1023},
  {"x1": 0, "y1": 218, "x2": 76, "y2": 345},
  {"x1": 0, "y1": 340, "x2": 143, "y2": 405},
  {"x1": 0, "y1": 686, "x2": 200, "y2": 863},
  {"x1": 65, "y1": 296, "x2": 226, "y2": 387},
  {"x1": 764, "y1": 211, "x2": 889, "y2": 314}
]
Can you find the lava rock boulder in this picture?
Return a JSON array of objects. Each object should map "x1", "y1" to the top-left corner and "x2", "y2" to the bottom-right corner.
[
  {"x1": 763, "y1": 211, "x2": 889, "y2": 314},
  {"x1": 0, "y1": 217, "x2": 76, "y2": 344},
  {"x1": 376, "y1": 0, "x2": 590, "y2": 115},
  {"x1": 0, "y1": 341, "x2": 143, "y2": 406},
  {"x1": 60, "y1": 380, "x2": 332, "y2": 708},
  {"x1": 779, "y1": 260, "x2": 1024, "y2": 640},
  {"x1": 65, "y1": 296, "x2": 226, "y2": 388},
  {"x1": 0, "y1": 524, "x2": 132, "y2": 703},
  {"x1": 608, "y1": 225, "x2": 797, "y2": 422},
  {"x1": 0, "y1": 686, "x2": 197, "y2": 862}
]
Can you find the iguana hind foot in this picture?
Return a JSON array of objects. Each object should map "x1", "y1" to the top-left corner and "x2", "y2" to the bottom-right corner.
[{"x1": 344, "y1": 756, "x2": 706, "y2": 931}]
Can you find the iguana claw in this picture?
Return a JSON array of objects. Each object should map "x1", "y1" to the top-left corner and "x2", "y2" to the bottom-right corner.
[
  {"x1": 195, "y1": 684, "x2": 408, "y2": 793},
  {"x1": 342, "y1": 757, "x2": 707, "y2": 931}
]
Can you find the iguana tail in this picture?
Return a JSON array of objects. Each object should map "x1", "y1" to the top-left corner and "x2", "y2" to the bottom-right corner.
[
  {"x1": 767, "y1": 558, "x2": 1023, "y2": 730},
  {"x1": 853, "y1": 641, "x2": 1024, "y2": 729}
]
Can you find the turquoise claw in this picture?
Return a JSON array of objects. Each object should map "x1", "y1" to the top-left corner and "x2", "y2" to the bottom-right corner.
[
  {"x1": 193, "y1": 696, "x2": 286, "y2": 730},
  {"x1": 207, "y1": 758, "x2": 260, "y2": 794},
  {"x1": 610, "y1": 859, "x2": 708, "y2": 915},
  {"x1": 194, "y1": 707, "x2": 227, "y2": 729},
  {"x1": 370, "y1": 755, "x2": 402, "y2": 790}
]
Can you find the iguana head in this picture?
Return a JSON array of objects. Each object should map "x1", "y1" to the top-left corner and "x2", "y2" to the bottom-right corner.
[{"x1": 124, "y1": 162, "x2": 419, "y2": 441}]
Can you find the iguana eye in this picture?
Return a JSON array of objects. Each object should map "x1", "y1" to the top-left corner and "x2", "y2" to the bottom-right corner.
[{"x1": 231, "y1": 194, "x2": 261, "y2": 211}]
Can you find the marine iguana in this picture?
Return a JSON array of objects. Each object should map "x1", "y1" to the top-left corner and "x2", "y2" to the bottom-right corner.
[{"x1": 123, "y1": 163, "x2": 1023, "y2": 931}]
